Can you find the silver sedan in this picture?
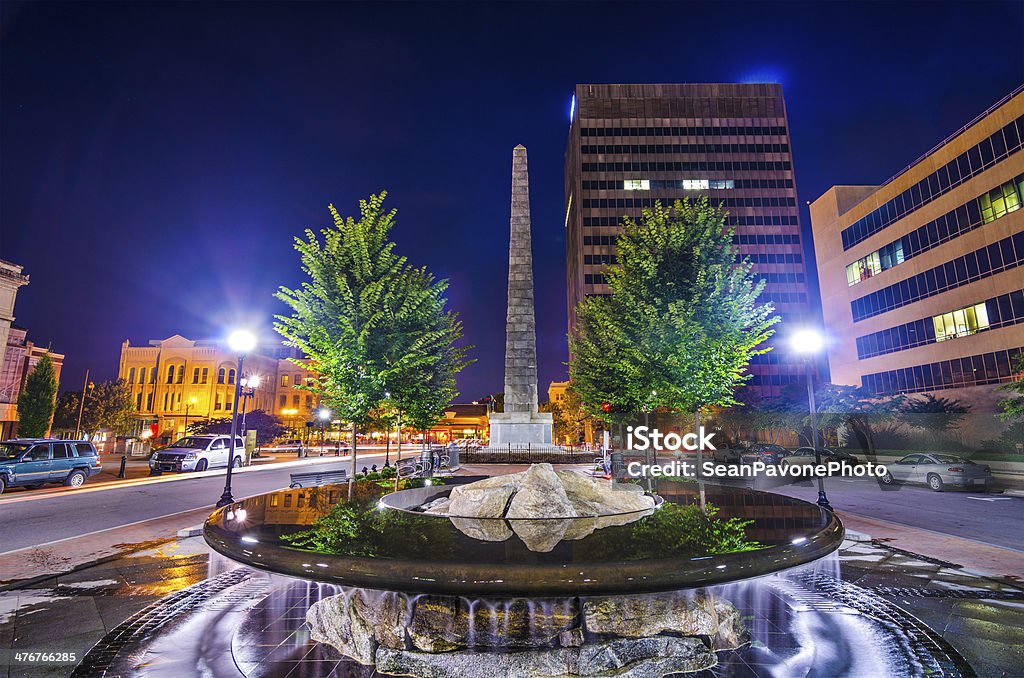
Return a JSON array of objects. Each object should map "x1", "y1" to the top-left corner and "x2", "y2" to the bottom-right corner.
[{"x1": 880, "y1": 453, "x2": 992, "y2": 491}]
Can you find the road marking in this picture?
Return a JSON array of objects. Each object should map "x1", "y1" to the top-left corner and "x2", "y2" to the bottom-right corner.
[{"x1": 967, "y1": 496, "x2": 1011, "y2": 502}]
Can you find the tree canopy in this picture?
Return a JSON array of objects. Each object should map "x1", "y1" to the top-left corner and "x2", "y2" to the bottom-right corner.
[
  {"x1": 997, "y1": 353, "x2": 1024, "y2": 422},
  {"x1": 52, "y1": 379, "x2": 135, "y2": 437},
  {"x1": 569, "y1": 198, "x2": 779, "y2": 417},
  {"x1": 274, "y1": 192, "x2": 471, "y2": 444},
  {"x1": 187, "y1": 410, "x2": 287, "y2": 446},
  {"x1": 17, "y1": 354, "x2": 57, "y2": 437}
]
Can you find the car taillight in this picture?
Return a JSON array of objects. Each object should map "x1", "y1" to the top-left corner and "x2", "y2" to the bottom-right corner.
[
  {"x1": 947, "y1": 467, "x2": 963, "y2": 472},
  {"x1": 94, "y1": 459, "x2": 101, "y2": 466}
]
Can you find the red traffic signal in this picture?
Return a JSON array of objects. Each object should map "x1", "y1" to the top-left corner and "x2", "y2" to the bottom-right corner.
[{"x1": 601, "y1": 401, "x2": 612, "y2": 413}]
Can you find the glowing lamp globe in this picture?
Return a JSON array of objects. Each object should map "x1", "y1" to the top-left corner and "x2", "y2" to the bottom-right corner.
[
  {"x1": 227, "y1": 330, "x2": 257, "y2": 354},
  {"x1": 791, "y1": 329, "x2": 824, "y2": 355}
]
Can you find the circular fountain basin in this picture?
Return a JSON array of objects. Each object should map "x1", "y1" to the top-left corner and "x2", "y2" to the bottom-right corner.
[{"x1": 204, "y1": 479, "x2": 843, "y2": 596}]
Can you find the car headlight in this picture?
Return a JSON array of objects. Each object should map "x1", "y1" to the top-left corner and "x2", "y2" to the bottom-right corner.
[{"x1": 184, "y1": 452, "x2": 197, "y2": 459}]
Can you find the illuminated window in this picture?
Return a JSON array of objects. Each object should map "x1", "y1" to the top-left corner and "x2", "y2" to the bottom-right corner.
[
  {"x1": 128, "y1": 368, "x2": 136, "y2": 384},
  {"x1": 933, "y1": 302, "x2": 990, "y2": 342},
  {"x1": 623, "y1": 179, "x2": 650, "y2": 191},
  {"x1": 680, "y1": 179, "x2": 710, "y2": 190},
  {"x1": 282, "y1": 374, "x2": 289, "y2": 387},
  {"x1": 980, "y1": 181, "x2": 1020, "y2": 223}
]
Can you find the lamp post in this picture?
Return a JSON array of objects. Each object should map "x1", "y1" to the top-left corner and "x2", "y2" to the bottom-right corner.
[
  {"x1": 217, "y1": 329, "x2": 256, "y2": 508},
  {"x1": 318, "y1": 408, "x2": 330, "y2": 456},
  {"x1": 239, "y1": 375, "x2": 260, "y2": 437},
  {"x1": 791, "y1": 328, "x2": 831, "y2": 510},
  {"x1": 184, "y1": 396, "x2": 197, "y2": 436}
]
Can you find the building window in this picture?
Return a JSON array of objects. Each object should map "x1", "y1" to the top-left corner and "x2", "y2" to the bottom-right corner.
[
  {"x1": 282, "y1": 374, "x2": 289, "y2": 387},
  {"x1": 934, "y1": 303, "x2": 990, "y2": 342},
  {"x1": 218, "y1": 368, "x2": 226, "y2": 384},
  {"x1": 279, "y1": 395, "x2": 287, "y2": 408},
  {"x1": 292, "y1": 395, "x2": 299, "y2": 406},
  {"x1": 215, "y1": 393, "x2": 222, "y2": 410},
  {"x1": 862, "y1": 347, "x2": 1023, "y2": 395},
  {"x1": 193, "y1": 368, "x2": 200, "y2": 384},
  {"x1": 177, "y1": 365, "x2": 185, "y2": 384},
  {"x1": 163, "y1": 393, "x2": 169, "y2": 410},
  {"x1": 136, "y1": 393, "x2": 143, "y2": 410},
  {"x1": 128, "y1": 368, "x2": 136, "y2": 384},
  {"x1": 146, "y1": 393, "x2": 153, "y2": 410},
  {"x1": 151, "y1": 367, "x2": 157, "y2": 383},
  {"x1": 623, "y1": 179, "x2": 650, "y2": 190},
  {"x1": 167, "y1": 365, "x2": 175, "y2": 384},
  {"x1": 228, "y1": 369, "x2": 236, "y2": 385},
  {"x1": 201, "y1": 368, "x2": 209, "y2": 384},
  {"x1": 139, "y1": 367, "x2": 147, "y2": 384},
  {"x1": 305, "y1": 395, "x2": 313, "y2": 408},
  {"x1": 980, "y1": 181, "x2": 1021, "y2": 223}
]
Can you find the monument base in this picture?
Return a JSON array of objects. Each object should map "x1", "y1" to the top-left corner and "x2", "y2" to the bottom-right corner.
[{"x1": 488, "y1": 411, "x2": 554, "y2": 446}]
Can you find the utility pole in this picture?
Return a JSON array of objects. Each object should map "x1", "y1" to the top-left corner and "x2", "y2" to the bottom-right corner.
[{"x1": 74, "y1": 369, "x2": 90, "y2": 440}]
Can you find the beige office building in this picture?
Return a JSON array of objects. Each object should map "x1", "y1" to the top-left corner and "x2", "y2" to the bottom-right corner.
[
  {"x1": 118, "y1": 335, "x2": 314, "y2": 440},
  {"x1": 810, "y1": 86, "x2": 1024, "y2": 412}
]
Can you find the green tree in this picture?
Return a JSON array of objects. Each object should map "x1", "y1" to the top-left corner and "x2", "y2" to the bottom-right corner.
[
  {"x1": 569, "y1": 198, "x2": 779, "y2": 418},
  {"x1": 275, "y1": 193, "x2": 470, "y2": 489},
  {"x1": 17, "y1": 355, "x2": 57, "y2": 437},
  {"x1": 48, "y1": 379, "x2": 134, "y2": 438},
  {"x1": 901, "y1": 393, "x2": 970, "y2": 435},
  {"x1": 814, "y1": 384, "x2": 904, "y2": 457},
  {"x1": 997, "y1": 354, "x2": 1024, "y2": 422}
]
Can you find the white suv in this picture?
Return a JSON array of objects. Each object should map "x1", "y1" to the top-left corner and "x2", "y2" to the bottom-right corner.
[{"x1": 150, "y1": 435, "x2": 245, "y2": 474}]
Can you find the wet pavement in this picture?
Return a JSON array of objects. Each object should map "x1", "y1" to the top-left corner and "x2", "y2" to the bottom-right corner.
[{"x1": 1, "y1": 532, "x2": 1022, "y2": 678}]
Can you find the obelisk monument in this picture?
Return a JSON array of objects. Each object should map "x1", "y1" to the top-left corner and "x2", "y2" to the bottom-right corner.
[{"x1": 488, "y1": 145, "x2": 554, "y2": 446}]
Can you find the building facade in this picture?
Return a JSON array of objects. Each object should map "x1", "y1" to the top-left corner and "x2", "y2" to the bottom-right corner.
[
  {"x1": 810, "y1": 86, "x2": 1024, "y2": 412},
  {"x1": 118, "y1": 335, "x2": 313, "y2": 441},
  {"x1": 564, "y1": 83, "x2": 814, "y2": 399},
  {"x1": 0, "y1": 260, "x2": 64, "y2": 438}
]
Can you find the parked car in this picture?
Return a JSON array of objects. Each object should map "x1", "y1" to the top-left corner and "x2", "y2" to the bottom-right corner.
[
  {"x1": 268, "y1": 438, "x2": 304, "y2": 452},
  {"x1": 712, "y1": 446, "x2": 742, "y2": 464},
  {"x1": 880, "y1": 453, "x2": 992, "y2": 491},
  {"x1": 781, "y1": 447, "x2": 862, "y2": 466},
  {"x1": 740, "y1": 443, "x2": 789, "y2": 465},
  {"x1": 0, "y1": 439, "x2": 102, "y2": 494},
  {"x1": 149, "y1": 435, "x2": 245, "y2": 474}
]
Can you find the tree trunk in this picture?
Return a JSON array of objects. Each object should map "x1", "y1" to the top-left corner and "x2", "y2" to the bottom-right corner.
[
  {"x1": 348, "y1": 422, "x2": 357, "y2": 499},
  {"x1": 696, "y1": 408, "x2": 706, "y2": 514}
]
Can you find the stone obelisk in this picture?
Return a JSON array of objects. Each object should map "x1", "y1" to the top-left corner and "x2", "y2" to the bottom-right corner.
[{"x1": 488, "y1": 145, "x2": 554, "y2": 446}]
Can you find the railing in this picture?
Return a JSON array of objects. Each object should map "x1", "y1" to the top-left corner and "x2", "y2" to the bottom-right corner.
[{"x1": 461, "y1": 444, "x2": 600, "y2": 465}]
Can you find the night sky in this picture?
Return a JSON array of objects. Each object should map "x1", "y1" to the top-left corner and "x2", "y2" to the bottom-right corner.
[{"x1": 1, "y1": 1, "x2": 1022, "y2": 400}]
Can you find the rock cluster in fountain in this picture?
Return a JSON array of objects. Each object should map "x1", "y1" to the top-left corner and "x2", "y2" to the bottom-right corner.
[
  {"x1": 306, "y1": 587, "x2": 749, "y2": 677},
  {"x1": 418, "y1": 463, "x2": 657, "y2": 551}
]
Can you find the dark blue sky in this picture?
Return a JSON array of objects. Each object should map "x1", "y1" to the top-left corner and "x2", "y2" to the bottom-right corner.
[{"x1": 2, "y1": 1, "x2": 1022, "y2": 399}]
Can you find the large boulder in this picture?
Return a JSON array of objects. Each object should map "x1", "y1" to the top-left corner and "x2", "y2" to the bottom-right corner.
[
  {"x1": 448, "y1": 484, "x2": 515, "y2": 519},
  {"x1": 306, "y1": 591, "x2": 380, "y2": 664},
  {"x1": 506, "y1": 464, "x2": 577, "y2": 520},
  {"x1": 583, "y1": 591, "x2": 719, "y2": 638},
  {"x1": 556, "y1": 471, "x2": 656, "y2": 516}
]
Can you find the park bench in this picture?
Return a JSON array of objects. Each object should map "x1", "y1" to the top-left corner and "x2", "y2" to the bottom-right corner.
[{"x1": 289, "y1": 465, "x2": 349, "y2": 488}]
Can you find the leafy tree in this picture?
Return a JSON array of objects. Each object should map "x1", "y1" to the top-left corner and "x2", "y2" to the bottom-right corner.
[
  {"x1": 275, "y1": 193, "x2": 471, "y2": 488},
  {"x1": 52, "y1": 390, "x2": 84, "y2": 434},
  {"x1": 814, "y1": 384, "x2": 904, "y2": 457},
  {"x1": 541, "y1": 386, "x2": 586, "y2": 444},
  {"x1": 187, "y1": 410, "x2": 287, "y2": 446},
  {"x1": 901, "y1": 393, "x2": 969, "y2": 434},
  {"x1": 17, "y1": 355, "x2": 57, "y2": 437},
  {"x1": 570, "y1": 198, "x2": 779, "y2": 418},
  {"x1": 997, "y1": 353, "x2": 1024, "y2": 422}
]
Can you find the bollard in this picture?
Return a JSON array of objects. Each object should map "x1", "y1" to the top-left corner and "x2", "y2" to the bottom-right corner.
[
  {"x1": 297, "y1": 446, "x2": 304, "y2": 459},
  {"x1": 118, "y1": 455, "x2": 127, "y2": 479}
]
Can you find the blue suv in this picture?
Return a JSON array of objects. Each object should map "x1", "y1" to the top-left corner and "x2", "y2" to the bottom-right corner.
[{"x1": 0, "y1": 439, "x2": 102, "y2": 494}]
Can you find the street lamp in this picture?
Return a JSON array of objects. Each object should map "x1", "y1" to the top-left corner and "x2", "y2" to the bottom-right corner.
[
  {"x1": 791, "y1": 328, "x2": 831, "y2": 510},
  {"x1": 217, "y1": 329, "x2": 256, "y2": 508},
  {"x1": 184, "y1": 396, "x2": 197, "y2": 436}
]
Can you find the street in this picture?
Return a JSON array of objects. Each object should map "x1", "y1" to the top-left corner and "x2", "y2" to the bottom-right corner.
[
  {"x1": 0, "y1": 451, "x2": 392, "y2": 555},
  {"x1": 745, "y1": 473, "x2": 1024, "y2": 553}
]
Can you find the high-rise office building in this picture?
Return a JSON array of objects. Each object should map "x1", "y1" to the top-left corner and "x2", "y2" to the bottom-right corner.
[
  {"x1": 810, "y1": 86, "x2": 1024, "y2": 412},
  {"x1": 564, "y1": 83, "x2": 813, "y2": 398}
]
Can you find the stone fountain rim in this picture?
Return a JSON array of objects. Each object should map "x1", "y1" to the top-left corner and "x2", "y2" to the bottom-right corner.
[{"x1": 378, "y1": 484, "x2": 665, "y2": 520}]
